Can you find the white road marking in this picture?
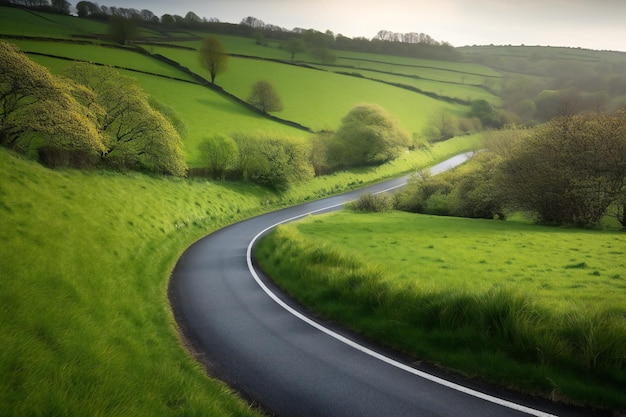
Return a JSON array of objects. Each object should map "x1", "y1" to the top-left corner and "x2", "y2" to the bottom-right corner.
[{"x1": 245, "y1": 154, "x2": 558, "y2": 417}]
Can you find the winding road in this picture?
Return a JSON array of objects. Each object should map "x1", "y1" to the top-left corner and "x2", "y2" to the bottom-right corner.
[{"x1": 169, "y1": 153, "x2": 601, "y2": 417}]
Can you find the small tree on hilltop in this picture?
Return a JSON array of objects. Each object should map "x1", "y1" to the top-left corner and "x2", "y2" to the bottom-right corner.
[
  {"x1": 108, "y1": 15, "x2": 138, "y2": 45},
  {"x1": 284, "y1": 37, "x2": 306, "y2": 61},
  {"x1": 199, "y1": 36, "x2": 228, "y2": 84},
  {"x1": 247, "y1": 80, "x2": 283, "y2": 113}
]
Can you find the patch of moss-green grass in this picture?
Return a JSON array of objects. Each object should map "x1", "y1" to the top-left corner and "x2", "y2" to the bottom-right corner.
[
  {"x1": 145, "y1": 46, "x2": 469, "y2": 133},
  {"x1": 255, "y1": 211, "x2": 626, "y2": 411},
  {"x1": 14, "y1": 40, "x2": 196, "y2": 81},
  {"x1": 347, "y1": 68, "x2": 501, "y2": 106},
  {"x1": 0, "y1": 6, "x2": 108, "y2": 38}
]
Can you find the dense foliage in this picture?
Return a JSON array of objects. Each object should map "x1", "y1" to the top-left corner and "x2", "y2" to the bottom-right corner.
[
  {"x1": 0, "y1": 42, "x2": 187, "y2": 176},
  {"x1": 499, "y1": 113, "x2": 626, "y2": 226},
  {"x1": 397, "y1": 113, "x2": 626, "y2": 227},
  {"x1": 0, "y1": 41, "x2": 105, "y2": 163},
  {"x1": 326, "y1": 104, "x2": 411, "y2": 170},
  {"x1": 232, "y1": 132, "x2": 314, "y2": 190},
  {"x1": 247, "y1": 80, "x2": 283, "y2": 113}
]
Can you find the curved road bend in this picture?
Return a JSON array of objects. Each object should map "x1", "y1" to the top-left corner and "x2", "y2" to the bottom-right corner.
[{"x1": 169, "y1": 153, "x2": 602, "y2": 417}]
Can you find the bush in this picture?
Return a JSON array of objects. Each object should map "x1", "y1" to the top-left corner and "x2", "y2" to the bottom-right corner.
[
  {"x1": 233, "y1": 133, "x2": 313, "y2": 190},
  {"x1": 197, "y1": 135, "x2": 239, "y2": 180},
  {"x1": 498, "y1": 112, "x2": 626, "y2": 226},
  {"x1": 326, "y1": 104, "x2": 410, "y2": 170},
  {"x1": 346, "y1": 193, "x2": 394, "y2": 212}
]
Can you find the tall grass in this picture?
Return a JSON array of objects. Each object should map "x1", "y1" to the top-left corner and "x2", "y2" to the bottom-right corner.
[{"x1": 255, "y1": 213, "x2": 626, "y2": 411}]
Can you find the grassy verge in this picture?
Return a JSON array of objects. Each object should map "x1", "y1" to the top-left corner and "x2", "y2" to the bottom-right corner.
[{"x1": 255, "y1": 211, "x2": 626, "y2": 412}]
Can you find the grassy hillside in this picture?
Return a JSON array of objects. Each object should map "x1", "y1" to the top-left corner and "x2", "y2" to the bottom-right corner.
[
  {"x1": 0, "y1": 148, "x2": 269, "y2": 416},
  {"x1": 256, "y1": 212, "x2": 626, "y2": 410}
]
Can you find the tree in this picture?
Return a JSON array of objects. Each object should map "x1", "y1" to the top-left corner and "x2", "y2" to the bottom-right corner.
[
  {"x1": 424, "y1": 108, "x2": 458, "y2": 142},
  {"x1": 161, "y1": 14, "x2": 175, "y2": 25},
  {"x1": 284, "y1": 37, "x2": 306, "y2": 60},
  {"x1": 199, "y1": 36, "x2": 228, "y2": 84},
  {"x1": 197, "y1": 135, "x2": 239, "y2": 180},
  {"x1": 0, "y1": 41, "x2": 105, "y2": 165},
  {"x1": 64, "y1": 63, "x2": 187, "y2": 176},
  {"x1": 253, "y1": 31, "x2": 268, "y2": 46},
  {"x1": 108, "y1": 15, "x2": 138, "y2": 45},
  {"x1": 498, "y1": 113, "x2": 626, "y2": 226},
  {"x1": 184, "y1": 11, "x2": 202, "y2": 26},
  {"x1": 326, "y1": 104, "x2": 410, "y2": 169},
  {"x1": 76, "y1": 1, "x2": 100, "y2": 17},
  {"x1": 310, "y1": 47, "x2": 337, "y2": 65},
  {"x1": 247, "y1": 80, "x2": 283, "y2": 113},
  {"x1": 469, "y1": 99, "x2": 500, "y2": 128},
  {"x1": 51, "y1": 0, "x2": 70, "y2": 14}
]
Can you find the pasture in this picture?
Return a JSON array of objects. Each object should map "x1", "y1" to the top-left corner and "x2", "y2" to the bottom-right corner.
[{"x1": 255, "y1": 211, "x2": 626, "y2": 409}]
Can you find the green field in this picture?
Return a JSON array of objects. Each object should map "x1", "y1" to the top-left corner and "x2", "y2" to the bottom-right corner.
[
  {"x1": 9, "y1": 39, "x2": 197, "y2": 81},
  {"x1": 256, "y1": 211, "x2": 626, "y2": 409},
  {"x1": 2, "y1": 5, "x2": 626, "y2": 415}
]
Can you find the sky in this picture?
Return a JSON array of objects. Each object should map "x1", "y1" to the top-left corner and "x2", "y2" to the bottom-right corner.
[{"x1": 97, "y1": 0, "x2": 626, "y2": 52}]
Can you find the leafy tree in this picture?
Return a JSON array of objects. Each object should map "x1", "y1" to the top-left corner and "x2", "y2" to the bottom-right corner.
[
  {"x1": 51, "y1": 0, "x2": 70, "y2": 14},
  {"x1": 199, "y1": 36, "x2": 228, "y2": 84},
  {"x1": 161, "y1": 14, "x2": 175, "y2": 25},
  {"x1": 253, "y1": 31, "x2": 268, "y2": 46},
  {"x1": 0, "y1": 41, "x2": 104, "y2": 164},
  {"x1": 76, "y1": 1, "x2": 100, "y2": 17},
  {"x1": 310, "y1": 47, "x2": 337, "y2": 65},
  {"x1": 326, "y1": 104, "x2": 410, "y2": 169},
  {"x1": 233, "y1": 133, "x2": 313, "y2": 190},
  {"x1": 469, "y1": 99, "x2": 500, "y2": 128},
  {"x1": 197, "y1": 135, "x2": 239, "y2": 180},
  {"x1": 424, "y1": 108, "x2": 457, "y2": 142},
  {"x1": 64, "y1": 63, "x2": 187, "y2": 176},
  {"x1": 284, "y1": 38, "x2": 306, "y2": 61},
  {"x1": 247, "y1": 80, "x2": 283, "y2": 113},
  {"x1": 108, "y1": 15, "x2": 138, "y2": 45},
  {"x1": 498, "y1": 113, "x2": 626, "y2": 226}
]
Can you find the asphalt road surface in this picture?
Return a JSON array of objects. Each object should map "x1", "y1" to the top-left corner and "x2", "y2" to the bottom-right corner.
[{"x1": 169, "y1": 153, "x2": 603, "y2": 417}]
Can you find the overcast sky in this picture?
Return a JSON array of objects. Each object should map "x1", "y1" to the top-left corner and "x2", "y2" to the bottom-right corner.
[{"x1": 98, "y1": 0, "x2": 626, "y2": 52}]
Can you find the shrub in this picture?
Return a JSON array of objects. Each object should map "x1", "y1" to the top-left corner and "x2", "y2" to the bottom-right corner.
[
  {"x1": 498, "y1": 112, "x2": 626, "y2": 226},
  {"x1": 326, "y1": 104, "x2": 410, "y2": 170},
  {"x1": 233, "y1": 133, "x2": 313, "y2": 190},
  {"x1": 346, "y1": 193, "x2": 394, "y2": 212}
]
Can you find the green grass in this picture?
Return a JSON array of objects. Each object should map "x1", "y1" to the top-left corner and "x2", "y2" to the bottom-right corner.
[
  {"x1": 344, "y1": 68, "x2": 501, "y2": 105},
  {"x1": 12, "y1": 40, "x2": 196, "y2": 81},
  {"x1": 0, "y1": 134, "x2": 476, "y2": 415},
  {"x1": 255, "y1": 211, "x2": 626, "y2": 411},
  {"x1": 0, "y1": 7, "x2": 108, "y2": 38},
  {"x1": 0, "y1": 148, "x2": 270, "y2": 416},
  {"x1": 24, "y1": 52, "x2": 308, "y2": 167},
  {"x1": 147, "y1": 45, "x2": 468, "y2": 133}
]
